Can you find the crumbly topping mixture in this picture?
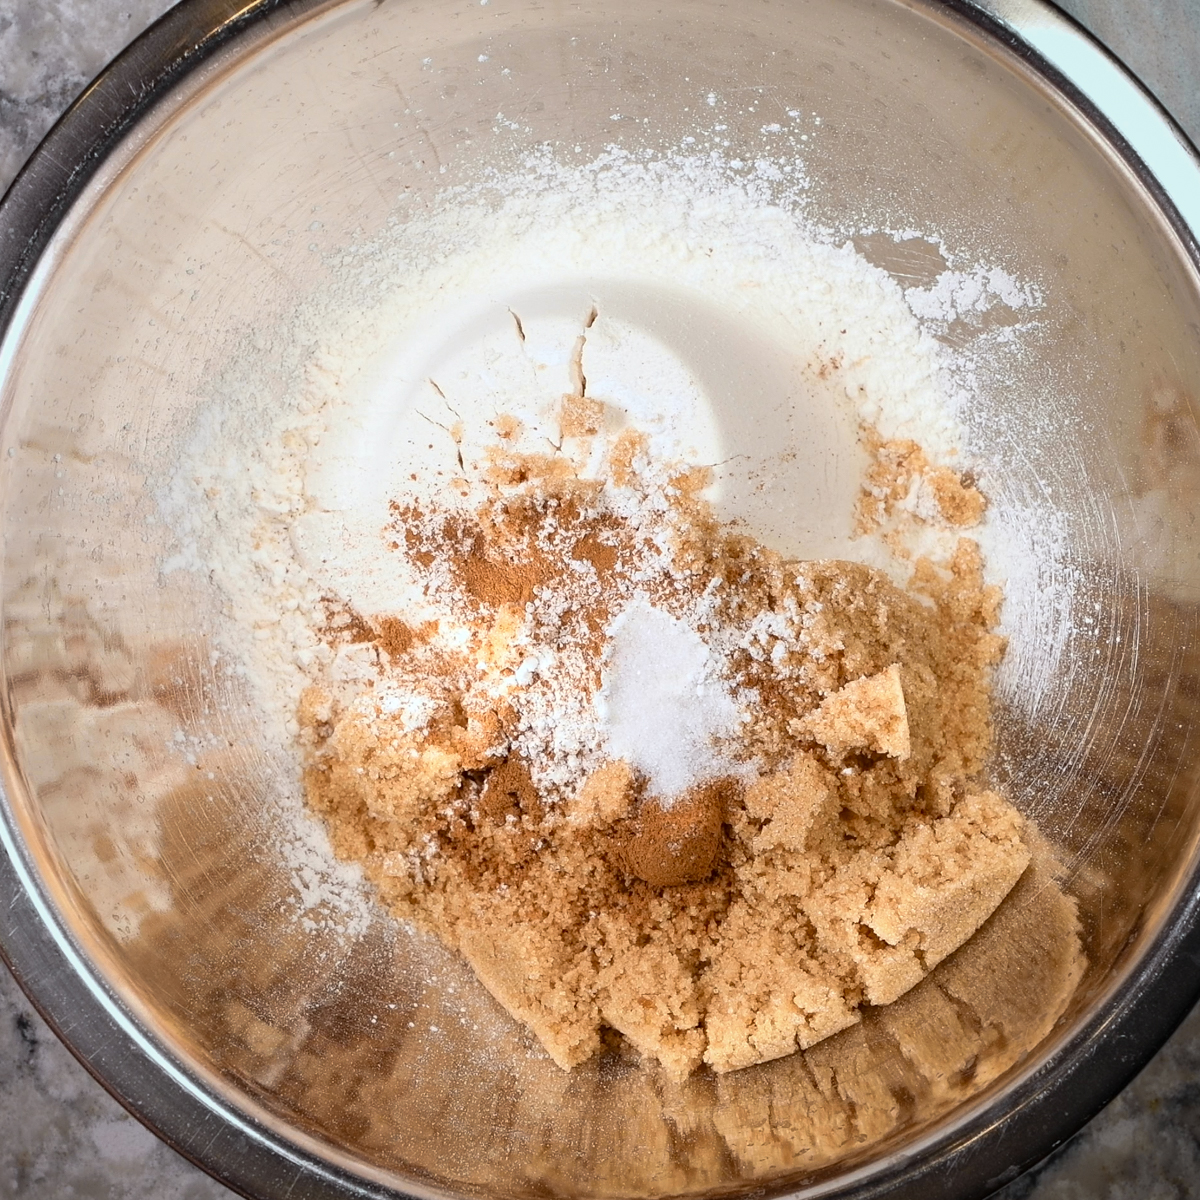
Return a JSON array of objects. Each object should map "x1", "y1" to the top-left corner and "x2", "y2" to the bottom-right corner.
[{"x1": 299, "y1": 415, "x2": 1028, "y2": 1078}]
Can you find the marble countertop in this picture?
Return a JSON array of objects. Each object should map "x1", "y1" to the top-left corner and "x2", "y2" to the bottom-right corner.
[{"x1": 2, "y1": 1, "x2": 1200, "y2": 1197}]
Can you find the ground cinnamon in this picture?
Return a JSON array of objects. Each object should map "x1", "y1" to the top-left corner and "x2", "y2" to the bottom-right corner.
[{"x1": 619, "y1": 781, "x2": 728, "y2": 886}]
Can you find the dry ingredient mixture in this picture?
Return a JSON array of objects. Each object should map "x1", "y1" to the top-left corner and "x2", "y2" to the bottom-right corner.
[
  {"x1": 298, "y1": 403, "x2": 1029, "y2": 1079},
  {"x1": 156, "y1": 146, "x2": 1071, "y2": 1087}
]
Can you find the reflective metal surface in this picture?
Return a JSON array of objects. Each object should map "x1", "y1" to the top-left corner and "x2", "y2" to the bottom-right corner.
[{"x1": 2, "y1": 1, "x2": 1200, "y2": 1198}]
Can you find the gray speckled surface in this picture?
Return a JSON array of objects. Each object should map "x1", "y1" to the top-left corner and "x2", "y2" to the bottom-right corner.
[{"x1": 1, "y1": 1, "x2": 1199, "y2": 1197}]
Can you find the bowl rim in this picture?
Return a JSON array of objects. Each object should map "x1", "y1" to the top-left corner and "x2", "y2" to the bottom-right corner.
[{"x1": 2, "y1": 2, "x2": 1200, "y2": 1198}]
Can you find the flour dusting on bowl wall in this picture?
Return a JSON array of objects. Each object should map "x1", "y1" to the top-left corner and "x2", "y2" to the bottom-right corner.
[{"x1": 3, "y1": 1, "x2": 1200, "y2": 1198}]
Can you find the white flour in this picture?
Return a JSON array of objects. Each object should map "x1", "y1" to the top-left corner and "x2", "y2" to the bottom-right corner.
[{"x1": 906, "y1": 265, "x2": 1040, "y2": 325}]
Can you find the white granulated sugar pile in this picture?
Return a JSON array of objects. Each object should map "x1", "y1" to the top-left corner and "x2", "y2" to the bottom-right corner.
[
  {"x1": 597, "y1": 598, "x2": 741, "y2": 799},
  {"x1": 159, "y1": 139, "x2": 1057, "y2": 856}
]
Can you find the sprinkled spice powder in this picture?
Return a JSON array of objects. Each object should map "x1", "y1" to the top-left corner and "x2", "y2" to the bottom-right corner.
[{"x1": 298, "y1": 411, "x2": 1034, "y2": 1078}]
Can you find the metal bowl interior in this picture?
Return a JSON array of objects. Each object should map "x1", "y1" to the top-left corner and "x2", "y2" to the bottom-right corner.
[{"x1": 2, "y1": 1, "x2": 1200, "y2": 1198}]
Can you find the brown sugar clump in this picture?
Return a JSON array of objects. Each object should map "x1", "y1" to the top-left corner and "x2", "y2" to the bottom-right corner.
[
  {"x1": 866, "y1": 790, "x2": 1029, "y2": 971},
  {"x1": 297, "y1": 428, "x2": 1068, "y2": 1080},
  {"x1": 927, "y1": 465, "x2": 987, "y2": 527},
  {"x1": 560, "y1": 393, "x2": 606, "y2": 438},
  {"x1": 744, "y1": 753, "x2": 834, "y2": 853},
  {"x1": 799, "y1": 664, "x2": 911, "y2": 760},
  {"x1": 856, "y1": 429, "x2": 986, "y2": 536},
  {"x1": 569, "y1": 759, "x2": 638, "y2": 826}
]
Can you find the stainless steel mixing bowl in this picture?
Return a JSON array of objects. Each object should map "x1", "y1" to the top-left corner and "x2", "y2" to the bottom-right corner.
[{"x1": 3, "y1": 1, "x2": 1200, "y2": 1197}]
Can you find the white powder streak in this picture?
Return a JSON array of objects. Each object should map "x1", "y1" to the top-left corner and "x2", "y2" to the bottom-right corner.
[{"x1": 905, "y1": 266, "x2": 1040, "y2": 324}]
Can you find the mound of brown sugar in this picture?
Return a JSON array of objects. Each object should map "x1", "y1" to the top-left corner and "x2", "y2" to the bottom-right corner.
[{"x1": 299, "y1": 421, "x2": 1034, "y2": 1079}]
